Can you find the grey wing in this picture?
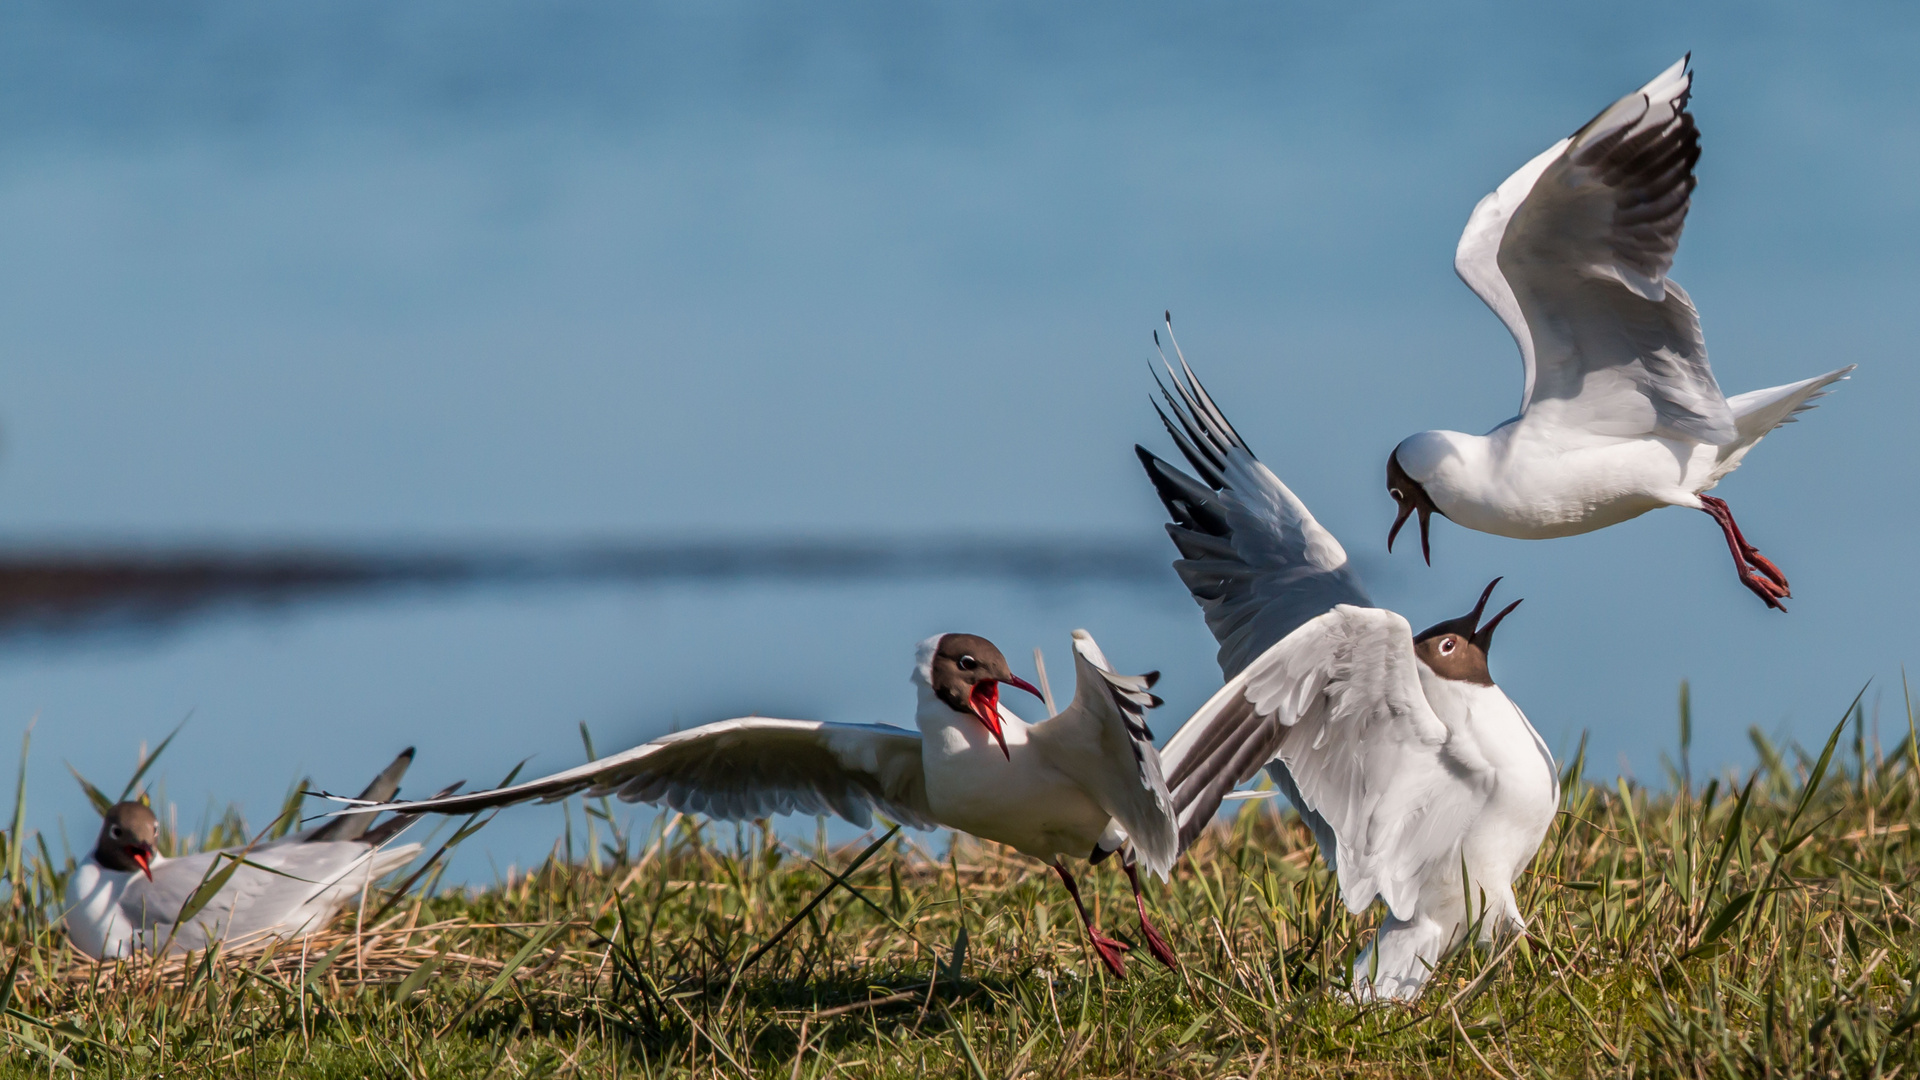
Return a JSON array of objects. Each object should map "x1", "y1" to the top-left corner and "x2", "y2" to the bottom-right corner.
[
  {"x1": 1137, "y1": 345, "x2": 1370, "y2": 680},
  {"x1": 1456, "y1": 55, "x2": 1733, "y2": 443},
  {"x1": 116, "y1": 851, "x2": 225, "y2": 933},
  {"x1": 1028, "y1": 631, "x2": 1177, "y2": 879},
  {"x1": 119, "y1": 841, "x2": 415, "y2": 950},
  {"x1": 333, "y1": 719, "x2": 937, "y2": 830},
  {"x1": 1158, "y1": 606, "x2": 1496, "y2": 917}
]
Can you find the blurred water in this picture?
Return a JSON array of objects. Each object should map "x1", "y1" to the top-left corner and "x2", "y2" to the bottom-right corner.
[{"x1": 0, "y1": 1, "x2": 1914, "y2": 883}]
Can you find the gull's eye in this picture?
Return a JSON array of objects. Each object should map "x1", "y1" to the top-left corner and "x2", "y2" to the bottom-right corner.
[
  {"x1": 1439, "y1": 638, "x2": 1457, "y2": 655},
  {"x1": 1389, "y1": 487, "x2": 1405, "y2": 500},
  {"x1": 109, "y1": 826, "x2": 122, "y2": 839},
  {"x1": 957, "y1": 655, "x2": 978, "y2": 672}
]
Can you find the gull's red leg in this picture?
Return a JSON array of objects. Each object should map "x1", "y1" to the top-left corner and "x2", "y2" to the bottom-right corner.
[
  {"x1": 1700, "y1": 495, "x2": 1791, "y2": 590},
  {"x1": 1123, "y1": 860, "x2": 1179, "y2": 971},
  {"x1": 1698, "y1": 496, "x2": 1789, "y2": 611},
  {"x1": 1055, "y1": 863, "x2": 1129, "y2": 978}
]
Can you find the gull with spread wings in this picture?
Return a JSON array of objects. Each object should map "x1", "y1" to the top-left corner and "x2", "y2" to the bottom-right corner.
[
  {"x1": 1386, "y1": 56, "x2": 1851, "y2": 610},
  {"x1": 1139, "y1": 333, "x2": 1559, "y2": 1000},
  {"x1": 333, "y1": 631, "x2": 1181, "y2": 978}
]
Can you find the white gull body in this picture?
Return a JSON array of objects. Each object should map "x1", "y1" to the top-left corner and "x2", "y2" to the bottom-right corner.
[
  {"x1": 1139, "y1": 348, "x2": 1558, "y2": 1000},
  {"x1": 67, "y1": 838, "x2": 421, "y2": 960},
  {"x1": 1390, "y1": 56, "x2": 1850, "y2": 609},
  {"x1": 65, "y1": 748, "x2": 424, "y2": 960}
]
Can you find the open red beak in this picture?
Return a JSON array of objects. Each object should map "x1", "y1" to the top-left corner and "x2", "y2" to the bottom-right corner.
[
  {"x1": 1002, "y1": 674, "x2": 1044, "y2": 704},
  {"x1": 130, "y1": 846, "x2": 153, "y2": 881},
  {"x1": 968, "y1": 682, "x2": 1010, "y2": 759},
  {"x1": 968, "y1": 677, "x2": 1043, "y2": 760}
]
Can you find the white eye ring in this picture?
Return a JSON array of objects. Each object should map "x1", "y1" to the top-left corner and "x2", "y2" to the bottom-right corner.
[
  {"x1": 1389, "y1": 487, "x2": 1404, "y2": 500},
  {"x1": 1439, "y1": 638, "x2": 1456, "y2": 655}
]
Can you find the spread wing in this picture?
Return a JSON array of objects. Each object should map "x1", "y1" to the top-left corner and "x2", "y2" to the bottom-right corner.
[
  {"x1": 1028, "y1": 631, "x2": 1177, "y2": 879},
  {"x1": 1456, "y1": 55, "x2": 1735, "y2": 444},
  {"x1": 1156, "y1": 605, "x2": 1495, "y2": 917},
  {"x1": 1137, "y1": 339, "x2": 1370, "y2": 680},
  {"x1": 334, "y1": 719, "x2": 937, "y2": 830}
]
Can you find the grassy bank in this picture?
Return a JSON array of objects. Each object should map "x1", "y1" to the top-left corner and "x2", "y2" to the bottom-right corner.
[{"x1": 0, "y1": 696, "x2": 1914, "y2": 1077}]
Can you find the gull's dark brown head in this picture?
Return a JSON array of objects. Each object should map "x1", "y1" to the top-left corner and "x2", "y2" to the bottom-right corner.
[
  {"x1": 1413, "y1": 578, "x2": 1523, "y2": 687},
  {"x1": 94, "y1": 801, "x2": 159, "y2": 880},
  {"x1": 928, "y1": 633, "x2": 1044, "y2": 759},
  {"x1": 1386, "y1": 448, "x2": 1441, "y2": 565}
]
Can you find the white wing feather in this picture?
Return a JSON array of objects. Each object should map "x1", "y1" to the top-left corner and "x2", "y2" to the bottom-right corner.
[
  {"x1": 336, "y1": 719, "x2": 937, "y2": 830},
  {"x1": 1160, "y1": 606, "x2": 1495, "y2": 918},
  {"x1": 1457, "y1": 56, "x2": 1735, "y2": 443},
  {"x1": 1028, "y1": 631, "x2": 1178, "y2": 879}
]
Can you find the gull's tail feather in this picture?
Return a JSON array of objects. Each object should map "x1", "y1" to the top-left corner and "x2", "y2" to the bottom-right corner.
[
  {"x1": 1708, "y1": 365, "x2": 1854, "y2": 483},
  {"x1": 1351, "y1": 913, "x2": 1457, "y2": 1002}
]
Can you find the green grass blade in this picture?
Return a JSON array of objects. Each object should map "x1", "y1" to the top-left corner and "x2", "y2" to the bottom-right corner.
[
  {"x1": 9, "y1": 725, "x2": 30, "y2": 897},
  {"x1": 393, "y1": 942, "x2": 451, "y2": 1004},
  {"x1": 173, "y1": 853, "x2": 247, "y2": 926},
  {"x1": 65, "y1": 764, "x2": 112, "y2": 818},
  {"x1": 301, "y1": 939, "x2": 351, "y2": 992},
  {"x1": 739, "y1": 825, "x2": 899, "y2": 974},
  {"x1": 117, "y1": 714, "x2": 190, "y2": 803},
  {"x1": 1688, "y1": 889, "x2": 1756, "y2": 956}
]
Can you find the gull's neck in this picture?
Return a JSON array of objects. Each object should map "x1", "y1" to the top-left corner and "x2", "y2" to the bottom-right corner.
[
  {"x1": 1398, "y1": 429, "x2": 1497, "y2": 517},
  {"x1": 913, "y1": 682, "x2": 1031, "y2": 753},
  {"x1": 1417, "y1": 663, "x2": 1502, "y2": 717}
]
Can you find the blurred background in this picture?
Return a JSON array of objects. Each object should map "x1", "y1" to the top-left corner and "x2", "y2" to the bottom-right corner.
[{"x1": 0, "y1": 1, "x2": 1911, "y2": 883}]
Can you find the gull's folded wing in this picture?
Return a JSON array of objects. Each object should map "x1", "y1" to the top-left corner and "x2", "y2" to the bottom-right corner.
[
  {"x1": 1158, "y1": 605, "x2": 1495, "y2": 918},
  {"x1": 119, "y1": 839, "x2": 421, "y2": 953},
  {"x1": 1456, "y1": 55, "x2": 1735, "y2": 444},
  {"x1": 338, "y1": 719, "x2": 937, "y2": 830},
  {"x1": 1137, "y1": 346, "x2": 1370, "y2": 681},
  {"x1": 1029, "y1": 630, "x2": 1177, "y2": 879}
]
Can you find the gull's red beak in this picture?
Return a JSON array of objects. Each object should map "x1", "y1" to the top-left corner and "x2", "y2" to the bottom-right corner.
[
  {"x1": 968, "y1": 682, "x2": 1010, "y2": 759},
  {"x1": 967, "y1": 677, "x2": 1041, "y2": 760},
  {"x1": 130, "y1": 845, "x2": 153, "y2": 881},
  {"x1": 1002, "y1": 675, "x2": 1044, "y2": 704}
]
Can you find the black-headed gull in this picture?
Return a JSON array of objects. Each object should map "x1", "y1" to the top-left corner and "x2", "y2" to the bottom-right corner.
[
  {"x1": 65, "y1": 749, "x2": 426, "y2": 960},
  {"x1": 1385, "y1": 56, "x2": 1851, "y2": 610},
  {"x1": 332, "y1": 632, "x2": 1182, "y2": 978},
  {"x1": 1139, "y1": 352, "x2": 1557, "y2": 1001}
]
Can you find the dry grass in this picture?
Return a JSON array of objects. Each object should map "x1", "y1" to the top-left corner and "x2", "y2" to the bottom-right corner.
[{"x1": 0, "y1": 690, "x2": 1914, "y2": 1076}]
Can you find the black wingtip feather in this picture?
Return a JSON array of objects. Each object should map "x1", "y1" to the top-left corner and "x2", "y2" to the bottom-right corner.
[{"x1": 1136, "y1": 445, "x2": 1232, "y2": 538}]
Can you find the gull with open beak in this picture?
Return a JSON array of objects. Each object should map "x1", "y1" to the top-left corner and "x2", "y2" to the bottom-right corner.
[
  {"x1": 1386, "y1": 56, "x2": 1851, "y2": 610},
  {"x1": 331, "y1": 631, "x2": 1182, "y2": 978},
  {"x1": 64, "y1": 749, "x2": 429, "y2": 960},
  {"x1": 1137, "y1": 337, "x2": 1559, "y2": 1000}
]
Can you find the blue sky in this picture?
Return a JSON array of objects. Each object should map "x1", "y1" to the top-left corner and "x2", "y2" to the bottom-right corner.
[{"x1": 0, "y1": 2, "x2": 1912, "y2": 876}]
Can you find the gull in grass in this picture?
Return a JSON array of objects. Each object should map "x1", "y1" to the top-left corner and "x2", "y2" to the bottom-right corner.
[
  {"x1": 1385, "y1": 56, "x2": 1852, "y2": 610},
  {"x1": 332, "y1": 631, "x2": 1184, "y2": 978},
  {"x1": 66, "y1": 748, "x2": 432, "y2": 960},
  {"x1": 1136, "y1": 334, "x2": 1559, "y2": 1001}
]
